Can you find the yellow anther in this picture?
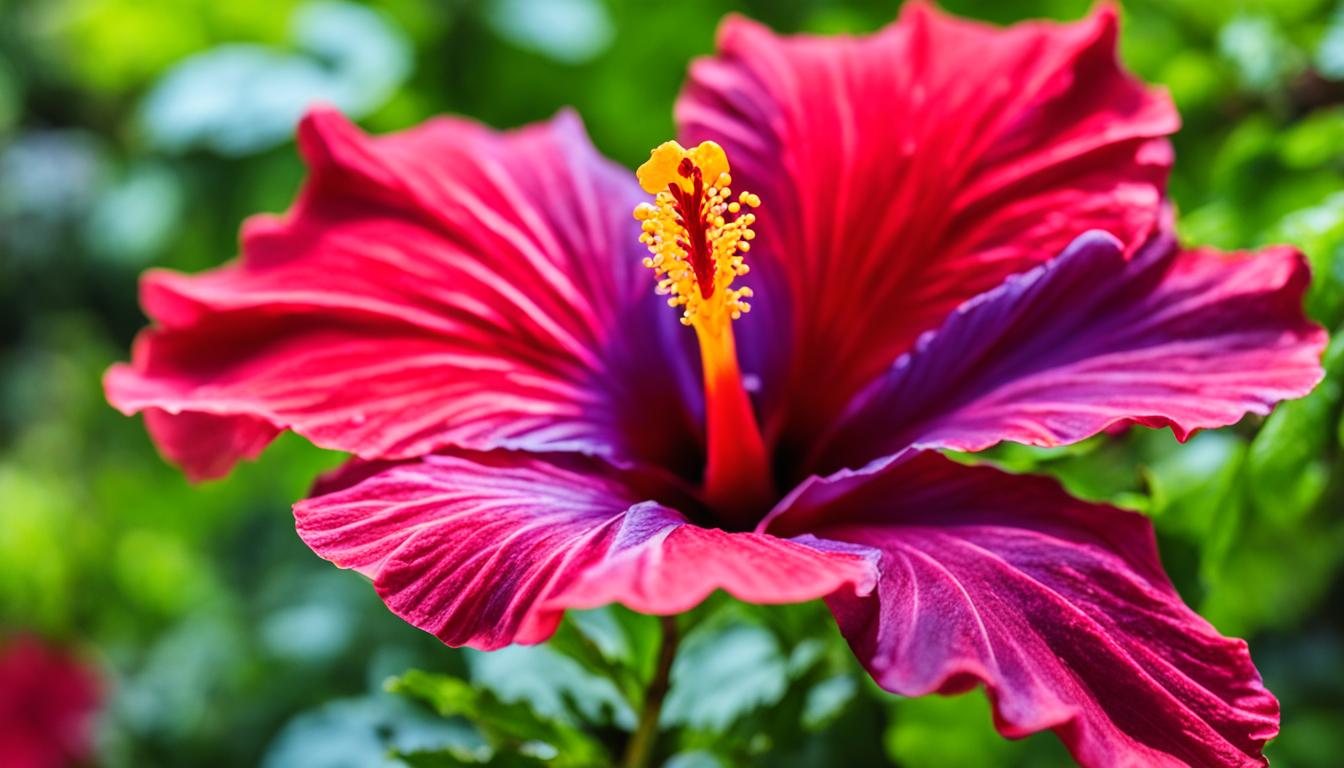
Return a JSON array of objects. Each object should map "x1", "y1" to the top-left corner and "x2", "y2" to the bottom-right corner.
[
  {"x1": 637, "y1": 140, "x2": 730, "y2": 195},
  {"x1": 632, "y1": 140, "x2": 760, "y2": 329}
]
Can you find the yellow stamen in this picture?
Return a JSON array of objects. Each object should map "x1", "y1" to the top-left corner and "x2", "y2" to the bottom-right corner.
[
  {"x1": 633, "y1": 140, "x2": 772, "y2": 522},
  {"x1": 634, "y1": 140, "x2": 760, "y2": 328}
]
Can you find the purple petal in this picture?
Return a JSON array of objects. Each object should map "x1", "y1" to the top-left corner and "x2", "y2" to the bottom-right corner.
[
  {"x1": 766, "y1": 451, "x2": 1279, "y2": 768},
  {"x1": 811, "y1": 227, "x2": 1326, "y2": 475}
]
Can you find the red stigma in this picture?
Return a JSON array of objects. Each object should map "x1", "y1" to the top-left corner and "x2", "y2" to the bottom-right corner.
[{"x1": 666, "y1": 168, "x2": 716, "y2": 300}]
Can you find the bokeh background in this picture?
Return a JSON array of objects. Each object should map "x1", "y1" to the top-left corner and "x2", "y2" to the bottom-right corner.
[{"x1": 2, "y1": 0, "x2": 1342, "y2": 765}]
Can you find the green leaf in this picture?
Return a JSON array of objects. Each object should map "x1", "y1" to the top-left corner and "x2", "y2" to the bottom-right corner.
[
  {"x1": 1317, "y1": 4, "x2": 1344, "y2": 79},
  {"x1": 1279, "y1": 107, "x2": 1344, "y2": 169},
  {"x1": 1187, "y1": 331, "x2": 1344, "y2": 634},
  {"x1": 387, "y1": 670, "x2": 609, "y2": 768},
  {"x1": 466, "y1": 643, "x2": 634, "y2": 729},
  {"x1": 1247, "y1": 384, "x2": 1338, "y2": 528},
  {"x1": 1218, "y1": 14, "x2": 1306, "y2": 93},
  {"x1": 1198, "y1": 516, "x2": 1344, "y2": 635},
  {"x1": 1270, "y1": 192, "x2": 1344, "y2": 327},
  {"x1": 546, "y1": 609, "x2": 652, "y2": 709},
  {"x1": 662, "y1": 622, "x2": 789, "y2": 732},
  {"x1": 1145, "y1": 432, "x2": 1245, "y2": 538},
  {"x1": 662, "y1": 752, "x2": 726, "y2": 768},
  {"x1": 801, "y1": 676, "x2": 858, "y2": 731},
  {"x1": 885, "y1": 693, "x2": 1070, "y2": 768},
  {"x1": 1337, "y1": 395, "x2": 1344, "y2": 450},
  {"x1": 140, "y1": 1, "x2": 412, "y2": 156},
  {"x1": 1158, "y1": 49, "x2": 1225, "y2": 112},
  {"x1": 396, "y1": 749, "x2": 551, "y2": 768},
  {"x1": 262, "y1": 694, "x2": 479, "y2": 768}
]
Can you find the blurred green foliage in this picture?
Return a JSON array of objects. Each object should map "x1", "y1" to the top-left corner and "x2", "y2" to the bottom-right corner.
[{"x1": 2, "y1": 0, "x2": 1343, "y2": 765}]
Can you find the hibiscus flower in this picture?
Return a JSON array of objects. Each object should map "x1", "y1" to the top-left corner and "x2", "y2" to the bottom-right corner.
[
  {"x1": 106, "y1": 4, "x2": 1325, "y2": 766},
  {"x1": 0, "y1": 635, "x2": 102, "y2": 768}
]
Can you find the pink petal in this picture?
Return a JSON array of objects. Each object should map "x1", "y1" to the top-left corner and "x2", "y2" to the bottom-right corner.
[
  {"x1": 813, "y1": 228, "x2": 1326, "y2": 474},
  {"x1": 767, "y1": 451, "x2": 1279, "y2": 768},
  {"x1": 294, "y1": 452, "x2": 875, "y2": 650},
  {"x1": 106, "y1": 108, "x2": 701, "y2": 480},
  {"x1": 678, "y1": 4, "x2": 1177, "y2": 463}
]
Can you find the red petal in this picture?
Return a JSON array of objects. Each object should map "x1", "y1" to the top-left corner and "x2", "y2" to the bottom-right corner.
[
  {"x1": 141, "y1": 409, "x2": 280, "y2": 482},
  {"x1": 106, "y1": 108, "x2": 701, "y2": 480},
  {"x1": 813, "y1": 228, "x2": 1326, "y2": 474},
  {"x1": 677, "y1": 5, "x2": 1176, "y2": 464},
  {"x1": 294, "y1": 452, "x2": 875, "y2": 650},
  {"x1": 767, "y1": 451, "x2": 1279, "y2": 768}
]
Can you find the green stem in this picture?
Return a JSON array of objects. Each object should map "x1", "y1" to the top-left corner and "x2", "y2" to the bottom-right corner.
[{"x1": 621, "y1": 616, "x2": 680, "y2": 768}]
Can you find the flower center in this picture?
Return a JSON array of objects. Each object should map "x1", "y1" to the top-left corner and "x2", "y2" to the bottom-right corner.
[{"x1": 634, "y1": 141, "x2": 773, "y2": 526}]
